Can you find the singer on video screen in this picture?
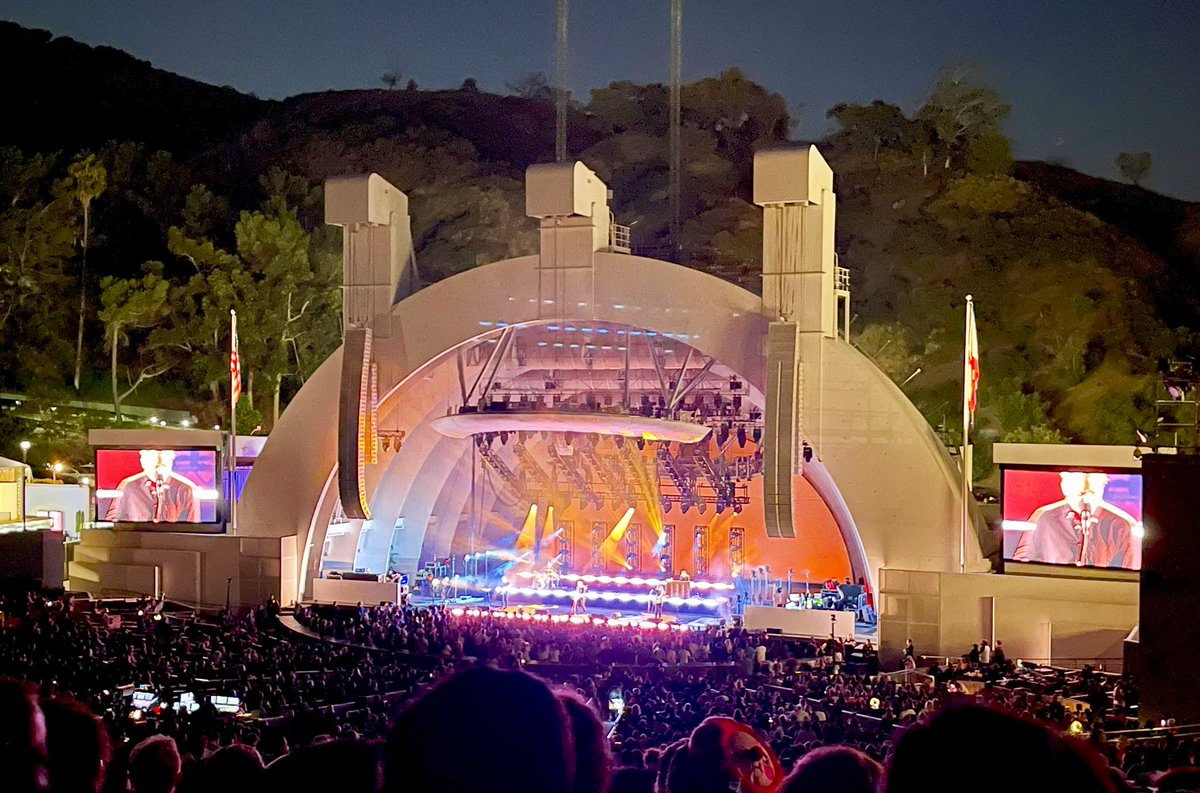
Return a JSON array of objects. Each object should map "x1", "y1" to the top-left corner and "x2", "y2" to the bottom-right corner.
[
  {"x1": 1012, "y1": 471, "x2": 1136, "y2": 567},
  {"x1": 105, "y1": 449, "x2": 201, "y2": 523}
]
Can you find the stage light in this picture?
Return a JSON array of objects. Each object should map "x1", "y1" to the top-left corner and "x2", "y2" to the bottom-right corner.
[
  {"x1": 752, "y1": 427, "x2": 762, "y2": 444},
  {"x1": 869, "y1": 697, "x2": 881, "y2": 710},
  {"x1": 697, "y1": 501, "x2": 707, "y2": 515},
  {"x1": 636, "y1": 438, "x2": 645, "y2": 450},
  {"x1": 733, "y1": 504, "x2": 743, "y2": 514},
  {"x1": 737, "y1": 427, "x2": 747, "y2": 447},
  {"x1": 500, "y1": 431, "x2": 509, "y2": 445}
]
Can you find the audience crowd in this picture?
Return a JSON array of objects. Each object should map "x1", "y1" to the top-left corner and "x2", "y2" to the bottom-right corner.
[{"x1": 0, "y1": 588, "x2": 1194, "y2": 793}]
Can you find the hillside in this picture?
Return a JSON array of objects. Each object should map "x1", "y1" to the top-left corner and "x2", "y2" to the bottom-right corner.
[
  {"x1": 0, "y1": 21, "x2": 267, "y2": 157},
  {"x1": 1, "y1": 22, "x2": 1197, "y2": 476}
]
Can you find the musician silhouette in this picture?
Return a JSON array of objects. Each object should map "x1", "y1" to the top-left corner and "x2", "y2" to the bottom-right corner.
[{"x1": 1012, "y1": 471, "x2": 1136, "y2": 568}]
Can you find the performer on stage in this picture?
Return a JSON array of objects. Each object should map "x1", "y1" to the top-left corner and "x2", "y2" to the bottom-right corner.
[
  {"x1": 571, "y1": 579, "x2": 589, "y2": 615},
  {"x1": 650, "y1": 584, "x2": 666, "y2": 619}
]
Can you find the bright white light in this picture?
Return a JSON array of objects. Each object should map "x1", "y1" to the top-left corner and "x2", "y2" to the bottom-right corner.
[
  {"x1": 52, "y1": 463, "x2": 63, "y2": 473},
  {"x1": 80, "y1": 477, "x2": 91, "y2": 486},
  {"x1": 1001, "y1": 520, "x2": 1036, "y2": 532},
  {"x1": 181, "y1": 419, "x2": 191, "y2": 428},
  {"x1": 149, "y1": 416, "x2": 159, "y2": 424},
  {"x1": 19, "y1": 441, "x2": 30, "y2": 451},
  {"x1": 1132, "y1": 522, "x2": 1145, "y2": 539}
]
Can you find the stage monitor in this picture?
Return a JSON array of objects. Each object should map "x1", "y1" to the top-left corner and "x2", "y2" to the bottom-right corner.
[
  {"x1": 96, "y1": 448, "x2": 221, "y2": 527},
  {"x1": 1001, "y1": 467, "x2": 1143, "y2": 571}
]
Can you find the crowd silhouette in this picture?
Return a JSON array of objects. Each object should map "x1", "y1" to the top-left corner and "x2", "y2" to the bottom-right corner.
[{"x1": 0, "y1": 590, "x2": 1193, "y2": 792}]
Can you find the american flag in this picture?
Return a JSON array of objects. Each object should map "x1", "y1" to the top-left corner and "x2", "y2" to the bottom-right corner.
[{"x1": 231, "y1": 310, "x2": 242, "y2": 405}]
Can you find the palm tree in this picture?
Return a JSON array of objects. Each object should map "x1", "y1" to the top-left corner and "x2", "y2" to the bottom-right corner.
[{"x1": 68, "y1": 153, "x2": 107, "y2": 391}]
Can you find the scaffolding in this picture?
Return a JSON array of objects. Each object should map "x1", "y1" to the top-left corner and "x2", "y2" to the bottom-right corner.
[{"x1": 694, "y1": 523, "x2": 710, "y2": 577}]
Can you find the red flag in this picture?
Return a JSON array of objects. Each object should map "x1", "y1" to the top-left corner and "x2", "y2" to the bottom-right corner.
[
  {"x1": 965, "y1": 299, "x2": 980, "y2": 418},
  {"x1": 231, "y1": 311, "x2": 242, "y2": 405}
]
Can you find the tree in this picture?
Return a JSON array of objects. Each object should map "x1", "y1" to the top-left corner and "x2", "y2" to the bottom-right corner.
[
  {"x1": 1116, "y1": 151, "x2": 1152, "y2": 186},
  {"x1": 66, "y1": 153, "x2": 107, "y2": 391},
  {"x1": 380, "y1": 72, "x2": 399, "y2": 90},
  {"x1": 405, "y1": 78, "x2": 418, "y2": 91},
  {"x1": 159, "y1": 198, "x2": 341, "y2": 427},
  {"x1": 98, "y1": 267, "x2": 169, "y2": 420},
  {"x1": 0, "y1": 148, "x2": 77, "y2": 387},
  {"x1": 826, "y1": 100, "x2": 913, "y2": 161},
  {"x1": 505, "y1": 71, "x2": 552, "y2": 101},
  {"x1": 917, "y1": 64, "x2": 1011, "y2": 170},
  {"x1": 460, "y1": 77, "x2": 479, "y2": 92}
]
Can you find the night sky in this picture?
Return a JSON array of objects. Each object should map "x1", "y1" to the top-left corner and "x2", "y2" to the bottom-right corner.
[{"x1": 3, "y1": 0, "x2": 1197, "y2": 199}]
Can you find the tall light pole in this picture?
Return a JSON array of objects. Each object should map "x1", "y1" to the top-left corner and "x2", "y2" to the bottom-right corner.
[{"x1": 19, "y1": 440, "x2": 30, "y2": 464}]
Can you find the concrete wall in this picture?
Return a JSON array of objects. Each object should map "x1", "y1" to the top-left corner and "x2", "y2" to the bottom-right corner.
[
  {"x1": 69, "y1": 530, "x2": 286, "y2": 609},
  {"x1": 879, "y1": 568, "x2": 1138, "y2": 672}
]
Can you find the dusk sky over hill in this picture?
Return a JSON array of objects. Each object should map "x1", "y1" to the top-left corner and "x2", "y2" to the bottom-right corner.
[{"x1": 2, "y1": 0, "x2": 1197, "y2": 199}]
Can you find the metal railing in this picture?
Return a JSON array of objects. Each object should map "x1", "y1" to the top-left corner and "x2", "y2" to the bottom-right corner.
[
  {"x1": 836, "y1": 265, "x2": 851, "y2": 292},
  {"x1": 610, "y1": 222, "x2": 631, "y2": 253}
]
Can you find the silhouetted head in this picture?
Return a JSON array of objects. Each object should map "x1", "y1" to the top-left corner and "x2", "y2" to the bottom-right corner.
[
  {"x1": 0, "y1": 678, "x2": 48, "y2": 793},
  {"x1": 886, "y1": 702, "x2": 1115, "y2": 793},
  {"x1": 559, "y1": 691, "x2": 612, "y2": 793},
  {"x1": 266, "y1": 739, "x2": 381, "y2": 793},
  {"x1": 666, "y1": 717, "x2": 782, "y2": 793},
  {"x1": 782, "y1": 746, "x2": 881, "y2": 793},
  {"x1": 200, "y1": 745, "x2": 264, "y2": 793},
  {"x1": 128, "y1": 735, "x2": 182, "y2": 793},
  {"x1": 41, "y1": 697, "x2": 111, "y2": 793},
  {"x1": 386, "y1": 667, "x2": 574, "y2": 793}
]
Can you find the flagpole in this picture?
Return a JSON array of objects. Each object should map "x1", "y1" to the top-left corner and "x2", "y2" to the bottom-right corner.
[
  {"x1": 230, "y1": 309, "x2": 238, "y2": 535},
  {"x1": 960, "y1": 295, "x2": 973, "y2": 574}
]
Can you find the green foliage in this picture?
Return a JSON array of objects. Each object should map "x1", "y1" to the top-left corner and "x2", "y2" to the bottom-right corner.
[
  {"x1": 826, "y1": 101, "x2": 915, "y2": 160},
  {"x1": 967, "y1": 133, "x2": 1013, "y2": 176},
  {"x1": 917, "y1": 63, "x2": 1011, "y2": 171},
  {"x1": 0, "y1": 148, "x2": 77, "y2": 387},
  {"x1": 157, "y1": 197, "x2": 341, "y2": 426},
  {"x1": 1002, "y1": 424, "x2": 1066, "y2": 444},
  {"x1": 930, "y1": 175, "x2": 1030, "y2": 216},
  {"x1": 182, "y1": 185, "x2": 231, "y2": 238},
  {"x1": 98, "y1": 267, "x2": 170, "y2": 418},
  {"x1": 853, "y1": 323, "x2": 921, "y2": 385}
]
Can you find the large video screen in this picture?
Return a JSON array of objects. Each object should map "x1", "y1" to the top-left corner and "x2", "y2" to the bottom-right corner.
[
  {"x1": 1002, "y1": 468, "x2": 1142, "y2": 571},
  {"x1": 96, "y1": 448, "x2": 219, "y2": 524}
]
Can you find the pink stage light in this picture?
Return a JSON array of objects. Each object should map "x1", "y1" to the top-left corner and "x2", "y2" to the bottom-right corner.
[
  {"x1": 657, "y1": 622, "x2": 670, "y2": 631},
  {"x1": 450, "y1": 607, "x2": 465, "y2": 617}
]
